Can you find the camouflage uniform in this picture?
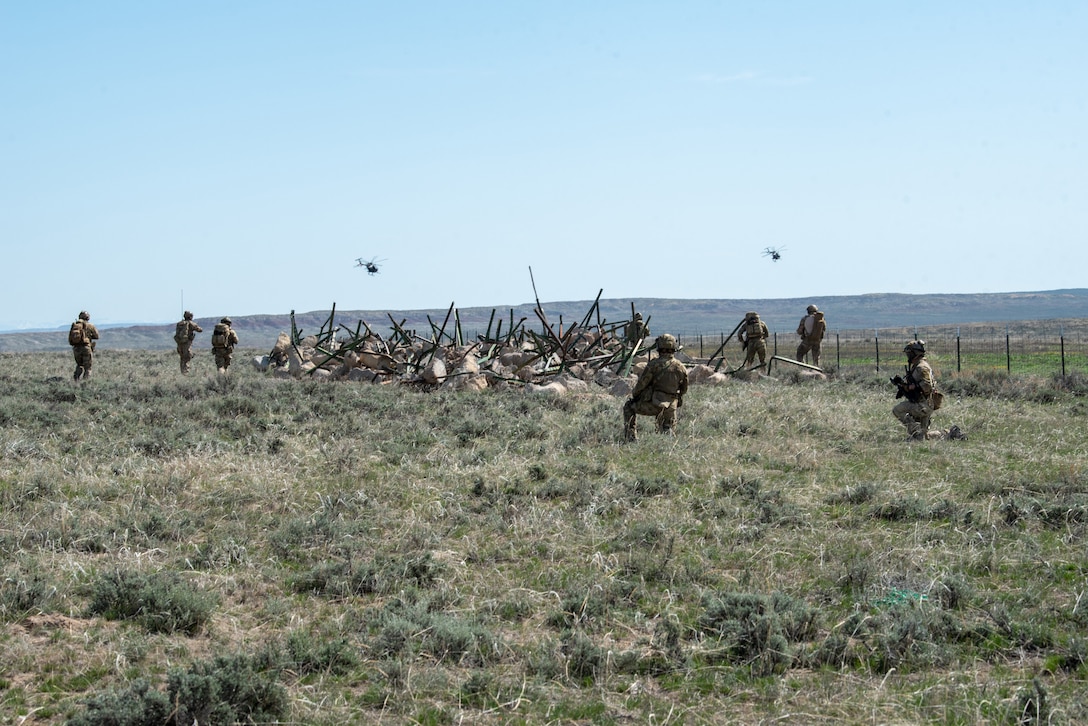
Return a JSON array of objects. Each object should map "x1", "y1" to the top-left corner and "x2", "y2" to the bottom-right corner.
[
  {"x1": 623, "y1": 335, "x2": 689, "y2": 441},
  {"x1": 70, "y1": 312, "x2": 100, "y2": 381},
  {"x1": 625, "y1": 313, "x2": 649, "y2": 347},
  {"x1": 211, "y1": 318, "x2": 240, "y2": 373},
  {"x1": 174, "y1": 312, "x2": 203, "y2": 374},
  {"x1": 795, "y1": 305, "x2": 827, "y2": 366},
  {"x1": 892, "y1": 341, "x2": 936, "y2": 440},
  {"x1": 738, "y1": 312, "x2": 770, "y2": 369}
]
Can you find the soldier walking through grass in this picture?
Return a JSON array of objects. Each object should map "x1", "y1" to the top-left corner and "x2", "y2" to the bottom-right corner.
[
  {"x1": 795, "y1": 304, "x2": 826, "y2": 367},
  {"x1": 625, "y1": 312, "x2": 648, "y2": 348},
  {"x1": 211, "y1": 317, "x2": 239, "y2": 374},
  {"x1": 174, "y1": 311, "x2": 203, "y2": 374},
  {"x1": 623, "y1": 334, "x2": 689, "y2": 441},
  {"x1": 69, "y1": 310, "x2": 99, "y2": 381},
  {"x1": 738, "y1": 311, "x2": 770, "y2": 370}
]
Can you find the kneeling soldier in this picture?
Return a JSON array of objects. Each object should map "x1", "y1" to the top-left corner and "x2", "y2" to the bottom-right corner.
[
  {"x1": 892, "y1": 340, "x2": 936, "y2": 440},
  {"x1": 623, "y1": 334, "x2": 689, "y2": 441}
]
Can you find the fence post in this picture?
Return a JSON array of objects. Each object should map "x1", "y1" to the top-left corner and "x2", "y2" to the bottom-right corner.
[
  {"x1": 1061, "y1": 324, "x2": 1066, "y2": 377},
  {"x1": 875, "y1": 329, "x2": 880, "y2": 372},
  {"x1": 956, "y1": 327, "x2": 961, "y2": 373},
  {"x1": 836, "y1": 332, "x2": 840, "y2": 369},
  {"x1": 699, "y1": 334, "x2": 704, "y2": 359},
  {"x1": 1006, "y1": 325, "x2": 1011, "y2": 373}
]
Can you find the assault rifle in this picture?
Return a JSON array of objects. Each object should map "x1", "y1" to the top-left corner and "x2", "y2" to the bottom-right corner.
[{"x1": 890, "y1": 373, "x2": 923, "y2": 402}]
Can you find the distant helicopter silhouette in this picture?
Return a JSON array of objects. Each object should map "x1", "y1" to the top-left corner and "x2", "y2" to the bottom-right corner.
[
  {"x1": 355, "y1": 257, "x2": 386, "y2": 276},
  {"x1": 762, "y1": 246, "x2": 786, "y2": 262}
]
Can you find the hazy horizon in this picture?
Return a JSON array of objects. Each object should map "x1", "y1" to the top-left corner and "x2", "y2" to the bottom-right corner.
[{"x1": 5, "y1": 286, "x2": 1087, "y2": 336}]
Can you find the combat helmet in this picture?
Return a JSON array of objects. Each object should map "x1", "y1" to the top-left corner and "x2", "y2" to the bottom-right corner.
[
  {"x1": 656, "y1": 334, "x2": 677, "y2": 353},
  {"x1": 746, "y1": 311, "x2": 758, "y2": 320},
  {"x1": 183, "y1": 311, "x2": 194, "y2": 320},
  {"x1": 903, "y1": 340, "x2": 926, "y2": 357},
  {"x1": 221, "y1": 317, "x2": 232, "y2": 326},
  {"x1": 806, "y1": 304, "x2": 819, "y2": 314},
  {"x1": 78, "y1": 311, "x2": 90, "y2": 320}
]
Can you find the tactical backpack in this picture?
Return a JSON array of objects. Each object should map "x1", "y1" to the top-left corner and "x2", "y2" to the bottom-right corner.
[
  {"x1": 745, "y1": 320, "x2": 764, "y2": 341},
  {"x1": 174, "y1": 321, "x2": 190, "y2": 344},
  {"x1": 211, "y1": 323, "x2": 230, "y2": 349},
  {"x1": 68, "y1": 320, "x2": 89, "y2": 346}
]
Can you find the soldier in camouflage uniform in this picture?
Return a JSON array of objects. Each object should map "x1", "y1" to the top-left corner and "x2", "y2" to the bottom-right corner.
[
  {"x1": 795, "y1": 304, "x2": 827, "y2": 366},
  {"x1": 738, "y1": 311, "x2": 770, "y2": 369},
  {"x1": 211, "y1": 317, "x2": 240, "y2": 373},
  {"x1": 69, "y1": 311, "x2": 100, "y2": 381},
  {"x1": 625, "y1": 312, "x2": 649, "y2": 348},
  {"x1": 892, "y1": 340, "x2": 936, "y2": 440},
  {"x1": 623, "y1": 334, "x2": 689, "y2": 441},
  {"x1": 174, "y1": 311, "x2": 203, "y2": 374}
]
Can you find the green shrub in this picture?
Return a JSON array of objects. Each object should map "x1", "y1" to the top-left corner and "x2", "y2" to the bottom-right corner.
[
  {"x1": 628, "y1": 476, "x2": 671, "y2": 498},
  {"x1": 547, "y1": 586, "x2": 612, "y2": 629},
  {"x1": 426, "y1": 616, "x2": 491, "y2": 663},
  {"x1": 459, "y1": 671, "x2": 495, "y2": 708},
  {"x1": 282, "y1": 629, "x2": 361, "y2": 676},
  {"x1": 269, "y1": 510, "x2": 366, "y2": 560},
  {"x1": 368, "y1": 596, "x2": 502, "y2": 666},
  {"x1": 836, "y1": 548, "x2": 876, "y2": 597},
  {"x1": 166, "y1": 654, "x2": 288, "y2": 725},
  {"x1": 933, "y1": 573, "x2": 973, "y2": 610},
  {"x1": 872, "y1": 495, "x2": 928, "y2": 521},
  {"x1": 804, "y1": 632, "x2": 851, "y2": 669},
  {"x1": 1000, "y1": 495, "x2": 1088, "y2": 528},
  {"x1": 291, "y1": 551, "x2": 442, "y2": 597},
  {"x1": 697, "y1": 591, "x2": 819, "y2": 675},
  {"x1": 718, "y1": 475, "x2": 762, "y2": 498},
  {"x1": 839, "y1": 602, "x2": 977, "y2": 673},
  {"x1": 67, "y1": 678, "x2": 170, "y2": 726},
  {"x1": 1015, "y1": 677, "x2": 1049, "y2": 725},
  {"x1": 85, "y1": 569, "x2": 216, "y2": 634},
  {"x1": 1054, "y1": 371, "x2": 1088, "y2": 396},
  {"x1": 715, "y1": 475, "x2": 803, "y2": 527},
  {"x1": 563, "y1": 630, "x2": 603, "y2": 683},
  {"x1": 0, "y1": 569, "x2": 57, "y2": 621},
  {"x1": 826, "y1": 481, "x2": 879, "y2": 506},
  {"x1": 524, "y1": 639, "x2": 564, "y2": 680},
  {"x1": 1, "y1": 471, "x2": 57, "y2": 508}
]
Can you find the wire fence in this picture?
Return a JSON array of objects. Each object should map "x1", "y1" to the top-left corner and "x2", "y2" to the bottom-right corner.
[{"x1": 675, "y1": 321, "x2": 1088, "y2": 377}]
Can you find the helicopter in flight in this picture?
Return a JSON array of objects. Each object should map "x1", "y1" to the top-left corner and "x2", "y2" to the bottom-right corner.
[
  {"x1": 355, "y1": 257, "x2": 386, "y2": 276},
  {"x1": 762, "y1": 246, "x2": 786, "y2": 262}
]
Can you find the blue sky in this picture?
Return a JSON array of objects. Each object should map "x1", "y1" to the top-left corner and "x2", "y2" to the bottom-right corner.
[{"x1": 2, "y1": 2, "x2": 1085, "y2": 331}]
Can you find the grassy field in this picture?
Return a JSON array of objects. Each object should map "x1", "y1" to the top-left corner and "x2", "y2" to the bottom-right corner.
[{"x1": 2, "y1": 348, "x2": 1088, "y2": 724}]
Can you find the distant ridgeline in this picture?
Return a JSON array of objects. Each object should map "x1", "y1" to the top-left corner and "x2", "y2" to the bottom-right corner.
[{"x1": 4, "y1": 290, "x2": 1088, "y2": 353}]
